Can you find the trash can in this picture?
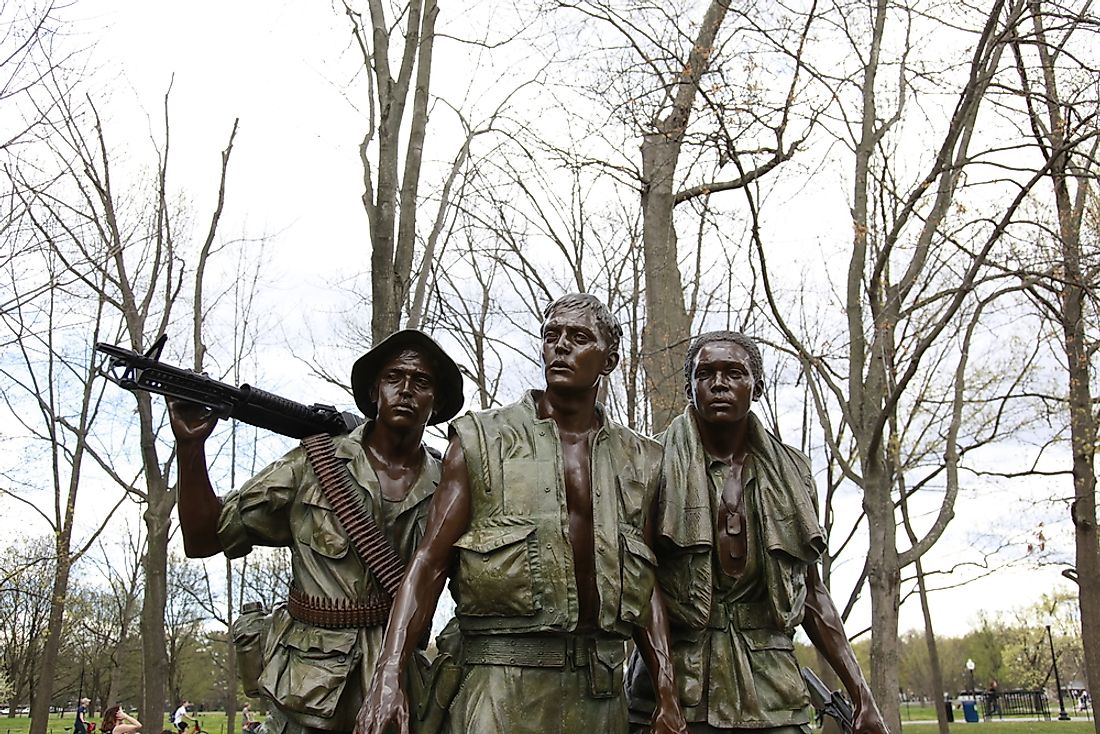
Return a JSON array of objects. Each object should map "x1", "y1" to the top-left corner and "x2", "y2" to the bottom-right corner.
[
  {"x1": 962, "y1": 700, "x2": 979, "y2": 723},
  {"x1": 944, "y1": 695, "x2": 955, "y2": 723}
]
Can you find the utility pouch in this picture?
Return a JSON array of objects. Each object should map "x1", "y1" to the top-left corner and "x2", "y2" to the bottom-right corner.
[
  {"x1": 232, "y1": 601, "x2": 270, "y2": 697},
  {"x1": 409, "y1": 650, "x2": 463, "y2": 734},
  {"x1": 586, "y1": 639, "x2": 625, "y2": 699}
]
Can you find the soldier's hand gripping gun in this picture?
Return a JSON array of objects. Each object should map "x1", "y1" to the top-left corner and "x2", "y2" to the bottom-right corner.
[
  {"x1": 95, "y1": 335, "x2": 364, "y2": 439},
  {"x1": 802, "y1": 666, "x2": 855, "y2": 734}
]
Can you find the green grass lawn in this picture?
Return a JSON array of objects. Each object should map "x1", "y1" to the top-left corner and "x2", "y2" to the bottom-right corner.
[
  {"x1": 0, "y1": 712, "x2": 263, "y2": 734},
  {"x1": 903, "y1": 722, "x2": 1095, "y2": 733},
  {"x1": 6, "y1": 711, "x2": 1094, "y2": 734}
]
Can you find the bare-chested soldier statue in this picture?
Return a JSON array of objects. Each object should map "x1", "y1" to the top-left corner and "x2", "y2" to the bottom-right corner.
[
  {"x1": 627, "y1": 331, "x2": 887, "y2": 734},
  {"x1": 356, "y1": 294, "x2": 687, "y2": 734},
  {"x1": 170, "y1": 330, "x2": 464, "y2": 734}
]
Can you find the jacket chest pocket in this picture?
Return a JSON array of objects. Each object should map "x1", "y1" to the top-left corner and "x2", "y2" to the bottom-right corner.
[
  {"x1": 618, "y1": 531, "x2": 657, "y2": 625},
  {"x1": 453, "y1": 524, "x2": 540, "y2": 617},
  {"x1": 293, "y1": 496, "x2": 350, "y2": 560},
  {"x1": 617, "y1": 475, "x2": 650, "y2": 527},
  {"x1": 656, "y1": 546, "x2": 712, "y2": 630},
  {"x1": 501, "y1": 459, "x2": 554, "y2": 515}
]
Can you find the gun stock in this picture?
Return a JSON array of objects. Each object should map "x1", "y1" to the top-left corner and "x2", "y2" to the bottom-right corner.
[{"x1": 95, "y1": 336, "x2": 363, "y2": 439}]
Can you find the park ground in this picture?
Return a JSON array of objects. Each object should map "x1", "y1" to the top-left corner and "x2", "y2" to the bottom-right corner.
[{"x1": 2, "y1": 711, "x2": 1097, "y2": 734}]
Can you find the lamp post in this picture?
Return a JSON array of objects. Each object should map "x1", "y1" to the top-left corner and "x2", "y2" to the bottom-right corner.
[
  {"x1": 966, "y1": 658, "x2": 976, "y2": 694},
  {"x1": 1046, "y1": 616, "x2": 1071, "y2": 721}
]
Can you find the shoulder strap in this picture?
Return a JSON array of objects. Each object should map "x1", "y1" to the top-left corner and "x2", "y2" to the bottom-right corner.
[{"x1": 300, "y1": 433, "x2": 406, "y2": 599}]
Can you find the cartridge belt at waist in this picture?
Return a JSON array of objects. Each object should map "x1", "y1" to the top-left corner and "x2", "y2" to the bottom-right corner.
[
  {"x1": 462, "y1": 633, "x2": 626, "y2": 669},
  {"x1": 287, "y1": 587, "x2": 390, "y2": 629}
]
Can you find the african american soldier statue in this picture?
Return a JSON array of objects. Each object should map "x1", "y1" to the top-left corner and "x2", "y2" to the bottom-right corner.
[
  {"x1": 170, "y1": 330, "x2": 464, "y2": 734},
  {"x1": 356, "y1": 293, "x2": 687, "y2": 734},
  {"x1": 627, "y1": 331, "x2": 888, "y2": 734}
]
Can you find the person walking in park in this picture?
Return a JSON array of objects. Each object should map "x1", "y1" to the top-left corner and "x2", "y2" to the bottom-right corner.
[{"x1": 75, "y1": 698, "x2": 91, "y2": 734}]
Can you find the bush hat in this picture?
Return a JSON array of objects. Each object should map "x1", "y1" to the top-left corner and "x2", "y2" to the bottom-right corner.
[{"x1": 351, "y1": 329, "x2": 464, "y2": 425}]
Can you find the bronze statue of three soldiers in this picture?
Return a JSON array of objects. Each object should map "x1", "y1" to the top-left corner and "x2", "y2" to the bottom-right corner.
[{"x1": 171, "y1": 294, "x2": 888, "y2": 734}]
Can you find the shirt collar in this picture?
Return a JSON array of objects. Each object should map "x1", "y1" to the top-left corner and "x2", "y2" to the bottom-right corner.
[{"x1": 332, "y1": 420, "x2": 439, "y2": 512}]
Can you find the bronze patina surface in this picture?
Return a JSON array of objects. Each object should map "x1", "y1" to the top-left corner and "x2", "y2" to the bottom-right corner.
[
  {"x1": 627, "y1": 332, "x2": 888, "y2": 734},
  {"x1": 172, "y1": 330, "x2": 463, "y2": 734},
  {"x1": 356, "y1": 294, "x2": 687, "y2": 734}
]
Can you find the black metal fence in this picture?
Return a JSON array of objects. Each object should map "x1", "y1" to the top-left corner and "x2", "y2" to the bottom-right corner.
[{"x1": 981, "y1": 689, "x2": 1051, "y2": 720}]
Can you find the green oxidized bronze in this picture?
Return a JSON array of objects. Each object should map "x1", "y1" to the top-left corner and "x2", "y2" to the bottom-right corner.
[
  {"x1": 219, "y1": 423, "x2": 439, "y2": 731},
  {"x1": 628, "y1": 409, "x2": 822, "y2": 730},
  {"x1": 171, "y1": 329, "x2": 465, "y2": 734},
  {"x1": 449, "y1": 391, "x2": 659, "y2": 637},
  {"x1": 627, "y1": 331, "x2": 887, "y2": 734}
]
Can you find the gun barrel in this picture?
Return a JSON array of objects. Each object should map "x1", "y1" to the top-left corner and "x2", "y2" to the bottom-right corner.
[
  {"x1": 233, "y1": 386, "x2": 360, "y2": 439},
  {"x1": 95, "y1": 339, "x2": 363, "y2": 438}
]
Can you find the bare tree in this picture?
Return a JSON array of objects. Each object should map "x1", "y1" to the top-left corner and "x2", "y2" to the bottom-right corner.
[
  {"x1": 0, "y1": 538, "x2": 54, "y2": 716},
  {"x1": 80, "y1": 528, "x2": 146, "y2": 708},
  {"x1": 9, "y1": 75, "x2": 239, "y2": 728},
  {"x1": 0, "y1": 243, "x2": 132, "y2": 731},
  {"x1": 543, "y1": 0, "x2": 824, "y2": 428},
  {"x1": 746, "y1": 0, "x2": 1087, "y2": 728},
  {"x1": 1007, "y1": 1, "x2": 1100, "y2": 727}
]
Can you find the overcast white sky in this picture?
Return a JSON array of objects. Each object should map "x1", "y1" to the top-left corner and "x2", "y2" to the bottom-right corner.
[{"x1": 0, "y1": 0, "x2": 1083, "y2": 650}]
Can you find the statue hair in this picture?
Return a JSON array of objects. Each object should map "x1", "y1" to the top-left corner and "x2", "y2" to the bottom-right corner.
[
  {"x1": 543, "y1": 293, "x2": 622, "y2": 354},
  {"x1": 683, "y1": 331, "x2": 764, "y2": 386}
]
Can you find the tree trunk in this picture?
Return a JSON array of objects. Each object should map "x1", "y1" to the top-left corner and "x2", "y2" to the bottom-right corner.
[
  {"x1": 226, "y1": 555, "x2": 237, "y2": 732},
  {"x1": 637, "y1": 0, "x2": 733, "y2": 431},
  {"x1": 29, "y1": 550, "x2": 72, "y2": 734},
  {"x1": 1027, "y1": 0, "x2": 1100, "y2": 719},
  {"x1": 865, "y1": 465, "x2": 902, "y2": 733},
  {"x1": 640, "y1": 132, "x2": 691, "y2": 431},
  {"x1": 1061, "y1": 236, "x2": 1099, "y2": 734},
  {"x1": 914, "y1": 558, "x2": 950, "y2": 734},
  {"x1": 140, "y1": 464, "x2": 172, "y2": 731}
]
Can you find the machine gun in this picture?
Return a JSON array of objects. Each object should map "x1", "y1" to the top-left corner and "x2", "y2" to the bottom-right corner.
[
  {"x1": 802, "y1": 666, "x2": 855, "y2": 734},
  {"x1": 95, "y1": 335, "x2": 364, "y2": 439}
]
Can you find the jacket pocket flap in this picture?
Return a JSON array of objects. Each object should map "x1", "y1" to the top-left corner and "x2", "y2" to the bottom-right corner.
[
  {"x1": 620, "y1": 532, "x2": 657, "y2": 565},
  {"x1": 741, "y1": 628, "x2": 794, "y2": 652},
  {"x1": 454, "y1": 524, "x2": 536, "y2": 553},
  {"x1": 281, "y1": 623, "x2": 357, "y2": 655}
]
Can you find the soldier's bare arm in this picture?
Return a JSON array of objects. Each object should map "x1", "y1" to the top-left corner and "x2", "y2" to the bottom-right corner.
[
  {"x1": 168, "y1": 398, "x2": 224, "y2": 558},
  {"x1": 356, "y1": 434, "x2": 472, "y2": 734},
  {"x1": 801, "y1": 563, "x2": 887, "y2": 734},
  {"x1": 632, "y1": 491, "x2": 688, "y2": 734}
]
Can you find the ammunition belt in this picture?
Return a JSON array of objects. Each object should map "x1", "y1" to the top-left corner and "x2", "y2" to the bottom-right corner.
[
  {"x1": 287, "y1": 587, "x2": 390, "y2": 629},
  {"x1": 300, "y1": 434, "x2": 406, "y2": 598}
]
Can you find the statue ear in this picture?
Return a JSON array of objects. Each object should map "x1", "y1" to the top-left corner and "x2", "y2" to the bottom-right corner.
[
  {"x1": 752, "y1": 378, "x2": 765, "y2": 401},
  {"x1": 602, "y1": 349, "x2": 620, "y2": 376}
]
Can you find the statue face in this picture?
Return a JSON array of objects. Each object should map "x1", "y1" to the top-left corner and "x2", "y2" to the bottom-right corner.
[
  {"x1": 371, "y1": 348, "x2": 437, "y2": 431},
  {"x1": 541, "y1": 307, "x2": 618, "y2": 391},
  {"x1": 688, "y1": 341, "x2": 759, "y2": 426}
]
